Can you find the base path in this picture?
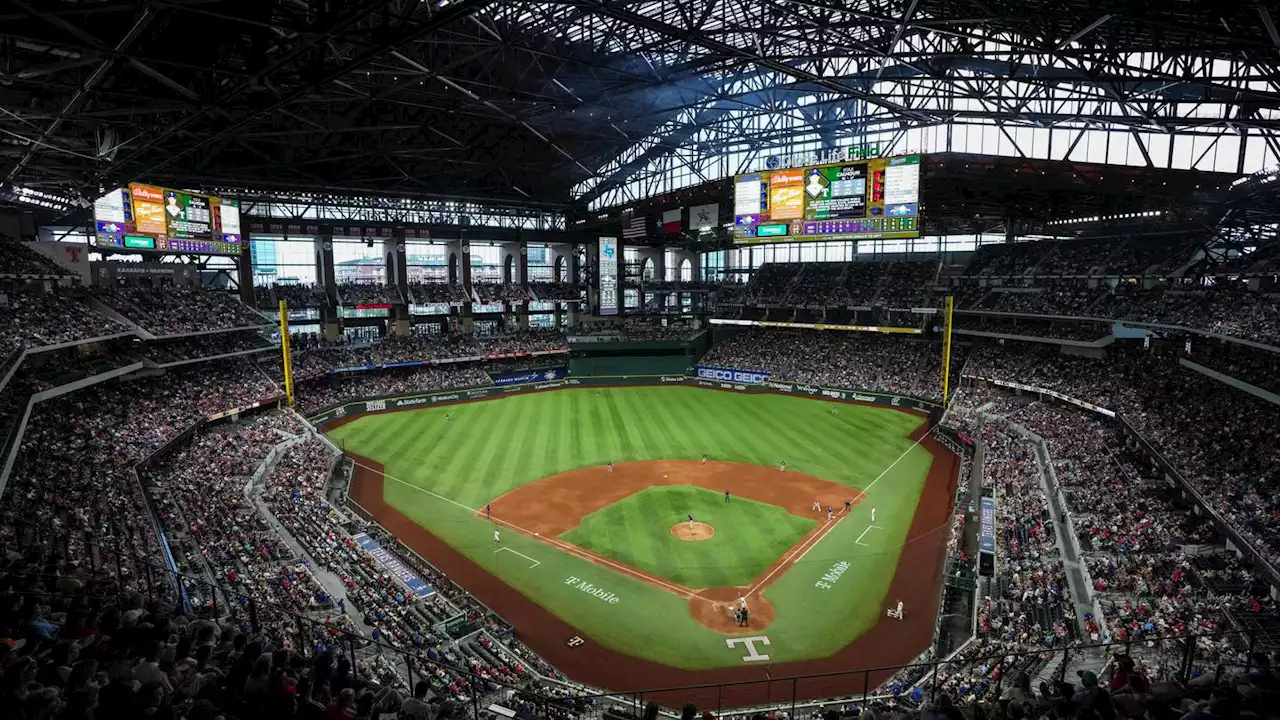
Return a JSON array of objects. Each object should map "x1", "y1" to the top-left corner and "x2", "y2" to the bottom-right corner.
[
  {"x1": 488, "y1": 460, "x2": 853, "y2": 633},
  {"x1": 671, "y1": 522, "x2": 715, "y2": 541},
  {"x1": 488, "y1": 460, "x2": 854, "y2": 536},
  {"x1": 347, "y1": 417, "x2": 959, "y2": 709}
]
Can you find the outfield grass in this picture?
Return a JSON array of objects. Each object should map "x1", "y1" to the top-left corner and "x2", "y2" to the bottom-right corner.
[
  {"x1": 330, "y1": 386, "x2": 935, "y2": 669},
  {"x1": 560, "y1": 486, "x2": 815, "y2": 588}
]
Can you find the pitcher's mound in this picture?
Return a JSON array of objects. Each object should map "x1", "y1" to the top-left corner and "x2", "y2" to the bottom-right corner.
[{"x1": 671, "y1": 522, "x2": 715, "y2": 541}]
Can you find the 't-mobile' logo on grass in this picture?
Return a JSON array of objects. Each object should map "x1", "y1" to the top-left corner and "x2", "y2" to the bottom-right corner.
[
  {"x1": 814, "y1": 560, "x2": 850, "y2": 589},
  {"x1": 564, "y1": 576, "x2": 620, "y2": 604}
]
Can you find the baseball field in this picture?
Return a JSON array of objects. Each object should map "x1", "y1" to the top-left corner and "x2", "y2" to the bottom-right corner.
[{"x1": 330, "y1": 384, "x2": 955, "y2": 691}]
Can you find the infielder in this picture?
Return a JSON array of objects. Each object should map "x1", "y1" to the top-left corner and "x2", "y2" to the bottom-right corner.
[
  {"x1": 812, "y1": 500, "x2": 822, "y2": 512},
  {"x1": 724, "y1": 490, "x2": 731, "y2": 504},
  {"x1": 606, "y1": 460, "x2": 613, "y2": 473},
  {"x1": 493, "y1": 529, "x2": 501, "y2": 547},
  {"x1": 779, "y1": 460, "x2": 787, "y2": 472},
  {"x1": 701, "y1": 454, "x2": 708, "y2": 465}
]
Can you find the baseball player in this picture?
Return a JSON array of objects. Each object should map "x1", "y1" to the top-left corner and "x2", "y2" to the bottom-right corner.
[
  {"x1": 831, "y1": 405, "x2": 838, "y2": 415},
  {"x1": 687, "y1": 513, "x2": 695, "y2": 530},
  {"x1": 812, "y1": 499, "x2": 821, "y2": 512},
  {"x1": 701, "y1": 454, "x2": 708, "y2": 465},
  {"x1": 779, "y1": 460, "x2": 787, "y2": 472},
  {"x1": 871, "y1": 506, "x2": 877, "y2": 523},
  {"x1": 445, "y1": 412, "x2": 452, "y2": 423},
  {"x1": 486, "y1": 503, "x2": 492, "y2": 519},
  {"x1": 493, "y1": 529, "x2": 501, "y2": 547},
  {"x1": 843, "y1": 499, "x2": 852, "y2": 512},
  {"x1": 827, "y1": 508, "x2": 835, "y2": 521},
  {"x1": 724, "y1": 490, "x2": 731, "y2": 504},
  {"x1": 606, "y1": 460, "x2": 613, "y2": 473}
]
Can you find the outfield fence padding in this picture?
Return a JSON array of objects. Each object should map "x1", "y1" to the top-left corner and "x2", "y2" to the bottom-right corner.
[{"x1": 307, "y1": 373, "x2": 941, "y2": 428}]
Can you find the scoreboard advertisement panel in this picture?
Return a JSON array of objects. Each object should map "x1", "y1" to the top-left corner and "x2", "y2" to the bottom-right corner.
[
  {"x1": 92, "y1": 183, "x2": 243, "y2": 255},
  {"x1": 734, "y1": 154, "x2": 920, "y2": 243}
]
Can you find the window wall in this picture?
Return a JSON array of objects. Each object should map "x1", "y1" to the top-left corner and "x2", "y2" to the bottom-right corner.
[
  {"x1": 701, "y1": 234, "x2": 1006, "y2": 273},
  {"x1": 406, "y1": 241, "x2": 449, "y2": 283},
  {"x1": 332, "y1": 240, "x2": 386, "y2": 284},
  {"x1": 251, "y1": 236, "x2": 319, "y2": 287}
]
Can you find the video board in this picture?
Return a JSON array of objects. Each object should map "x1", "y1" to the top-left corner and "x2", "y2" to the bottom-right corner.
[
  {"x1": 733, "y1": 155, "x2": 920, "y2": 243},
  {"x1": 92, "y1": 183, "x2": 243, "y2": 255},
  {"x1": 598, "y1": 237, "x2": 619, "y2": 316}
]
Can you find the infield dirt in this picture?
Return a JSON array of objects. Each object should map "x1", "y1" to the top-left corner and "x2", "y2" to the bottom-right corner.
[
  {"x1": 347, "y1": 415, "x2": 958, "y2": 707},
  {"x1": 487, "y1": 459, "x2": 852, "y2": 633}
]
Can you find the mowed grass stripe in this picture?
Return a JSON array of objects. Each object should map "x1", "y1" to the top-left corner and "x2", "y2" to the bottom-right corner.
[
  {"x1": 328, "y1": 386, "x2": 926, "y2": 507},
  {"x1": 561, "y1": 486, "x2": 817, "y2": 588}
]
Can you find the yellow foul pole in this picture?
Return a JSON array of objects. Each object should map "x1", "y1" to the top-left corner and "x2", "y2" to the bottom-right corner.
[
  {"x1": 279, "y1": 299, "x2": 295, "y2": 406},
  {"x1": 941, "y1": 294, "x2": 954, "y2": 404}
]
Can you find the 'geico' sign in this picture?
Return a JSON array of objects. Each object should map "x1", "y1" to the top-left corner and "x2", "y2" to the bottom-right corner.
[{"x1": 696, "y1": 365, "x2": 770, "y2": 384}]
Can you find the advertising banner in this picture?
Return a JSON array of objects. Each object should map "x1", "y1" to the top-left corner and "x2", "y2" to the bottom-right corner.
[
  {"x1": 694, "y1": 365, "x2": 771, "y2": 384},
  {"x1": 310, "y1": 374, "x2": 939, "y2": 426},
  {"x1": 979, "y1": 496, "x2": 996, "y2": 555},
  {"x1": 490, "y1": 366, "x2": 568, "y2": 387},
  {"x1": 352, "y1": 533, "x2": 436, "y2": 599}
]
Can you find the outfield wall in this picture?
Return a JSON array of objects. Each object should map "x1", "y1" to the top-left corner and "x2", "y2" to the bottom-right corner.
[{"x1": 308, "y1": 374, "x2": 940, "y2": 428}]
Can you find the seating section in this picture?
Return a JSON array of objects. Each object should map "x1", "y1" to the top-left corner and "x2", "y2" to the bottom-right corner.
[
  {"x1": 336, "y1": 282, "x2": 404, "y2": 306},
  {"x1": 0, "y1": 238, "x2": 73, "y2": 276},
  {"x1": 141, "y1": 331, "x2": 276, "y2": 364},
  {"x1": 96, "y1": 287, "x2": 268, "y2": 335},
  {"x1": 700, "y1": 329, "x2": 957, "y2": 403},
  {"x1": 966, "y1": 344, "x2": 1280, "y2": 572},
  {"x1": 255, "y1": 283, "x2": 329, "y2": 309},
  {"x1": 472, "y1": 282, "x2": 531, "y2": 303},
  {"x1": 527, "y1": 281, "x2": 581, "y2": 301},
  {"x1": 408, "y1": 282, "x2": 468, "y2": 304},
  {"x1": 1, "y1": 287, "x2": 131, "y2": 356}
]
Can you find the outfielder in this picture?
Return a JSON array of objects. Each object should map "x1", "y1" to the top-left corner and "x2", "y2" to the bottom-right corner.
[
  {"x1": 871, "y1": 506, "x2": 877, "y2": 523},
  {"x1": 494, "y1": 529, "x2": 501, "y2": 547},
  {"x1": 779, "y1": 460, "x2": 787, "y2": 472}
]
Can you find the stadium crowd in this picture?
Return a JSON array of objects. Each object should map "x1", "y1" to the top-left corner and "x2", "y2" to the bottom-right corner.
[
  {"x1": 700, "y1": 330, "x2": 956, "y2": 403},
  {"x1": 336, "y1": 283, "x2": 404, "y2": 306},
  {"x1": 1, "y1": 288, "x2": 131, "y2": 357},
  {"x1": 95, "y1": 287, "x2": 269, "y2": 336}
]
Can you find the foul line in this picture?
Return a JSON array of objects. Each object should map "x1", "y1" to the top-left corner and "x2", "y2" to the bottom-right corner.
[
  {"x1": 747, "y1": 435, "x2": 929, "y2": 595},
  {"x1": 348, "y1": 458, "x2": 699, "y2": 600},
  {"x1": 855, "y1": 525, "x2": 883, "y2": 546},
  {"x1": 495, "y1": 547, "x2": 541, "y2": 568}
]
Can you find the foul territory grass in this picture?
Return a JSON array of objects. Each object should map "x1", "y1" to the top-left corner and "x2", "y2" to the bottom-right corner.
[
  {"x1": 328, "y1": 386, "x2": 935, "y2": 669},
  {"x1": 561, "y1": 486, "x2": 815, "y2": 588}
]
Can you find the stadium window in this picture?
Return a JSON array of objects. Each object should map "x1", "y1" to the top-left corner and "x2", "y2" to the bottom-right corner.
[
  {"x1": 332, "y1": 239, "x2": 386, "y2": 284},
  {"x1": 251, "y1": 236, "x2": 319, "y2": 287},
  {"x1": 406, "y1": 241, "x2": 449, "y2": 283}
]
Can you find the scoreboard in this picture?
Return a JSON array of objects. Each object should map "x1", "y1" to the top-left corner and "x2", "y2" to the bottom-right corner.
[
  {"x1": 93, "y1": 183, "x2": 243, "y2": 255},
  {"x1": 733, "y1": 154, "x2": 920, "y2": 243}
]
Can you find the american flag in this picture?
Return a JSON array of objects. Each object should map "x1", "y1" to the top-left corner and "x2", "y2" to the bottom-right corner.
[{"x1": 622, "y1": 213, "x2": 647, "y2": 239}]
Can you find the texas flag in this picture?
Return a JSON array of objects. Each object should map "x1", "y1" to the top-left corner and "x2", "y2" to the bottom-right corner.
[{"x1": 661, "y1": 208, "x2": 683, "y2": 233}]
